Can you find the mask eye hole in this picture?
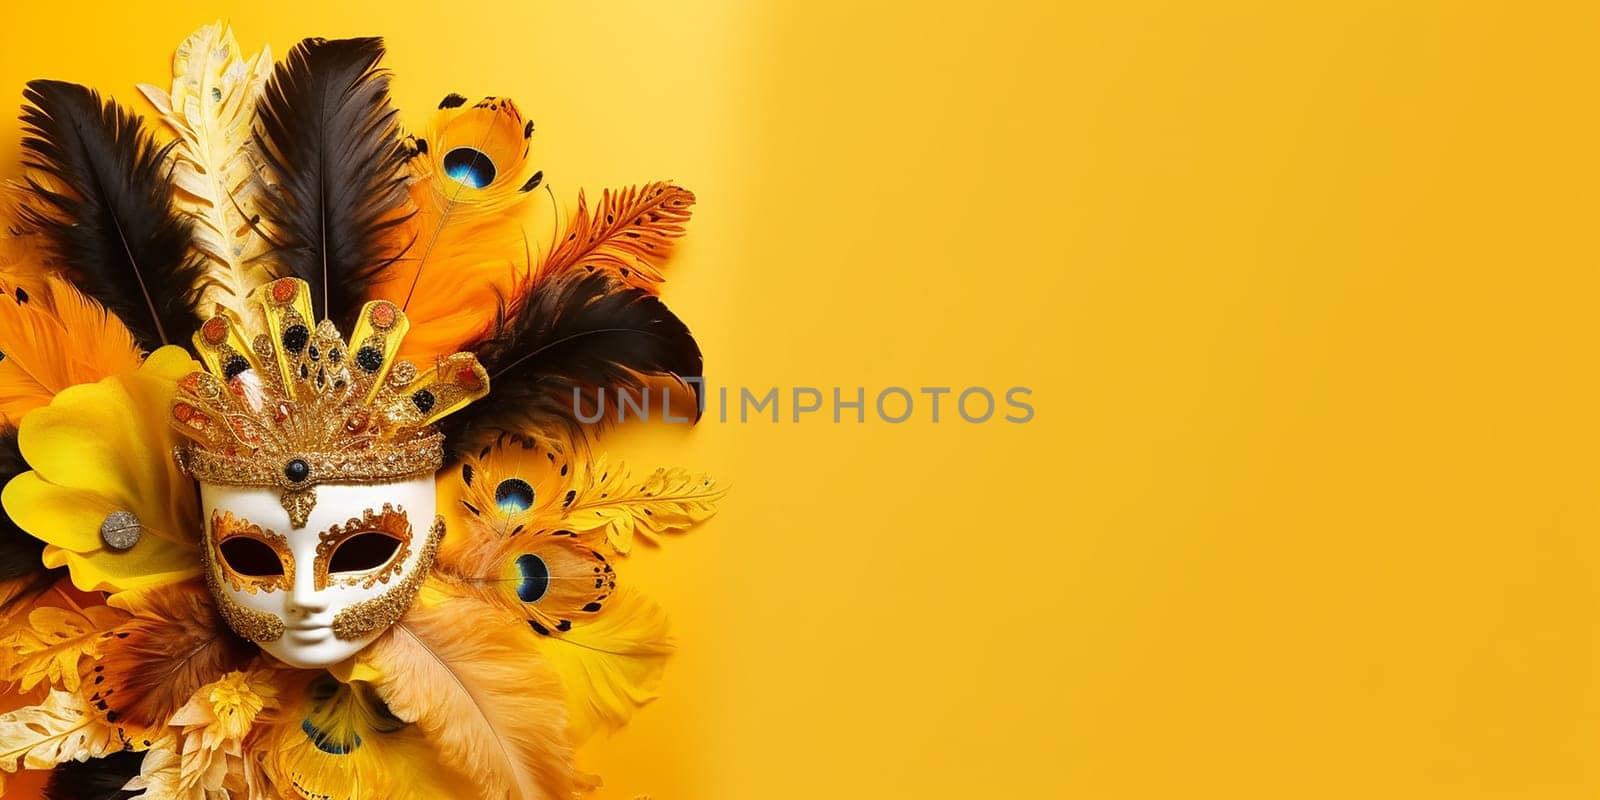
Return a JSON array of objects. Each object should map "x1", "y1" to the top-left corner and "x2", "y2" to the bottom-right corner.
[
  {"x1": 329, "y1": 532, "x2": 404, "y2": 574},
  {"x1": 219, "y1": 537, "x2": 285, "y2": 577}
]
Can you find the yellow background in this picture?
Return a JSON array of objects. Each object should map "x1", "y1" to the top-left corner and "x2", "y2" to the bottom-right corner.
[{"x1": 3, "y1": 1, "x2": 1598, "y2": 797}]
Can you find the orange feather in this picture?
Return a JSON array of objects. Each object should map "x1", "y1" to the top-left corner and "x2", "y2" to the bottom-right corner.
[
  {"x1": 536, "y1": 182, "x2": 696, "y2": 289},
  {"x1": 0, "y1": 275, "x2": 143, "y2": 425},
  {"x1": 375, "y1": 97, "x2": 542, "y2": 364},
  {"x1": 89, "y1": 581, "x2": 256, "y2": 745},
  {"x1": 363, "y1": 585, "x2": 572, "y2": 800}
]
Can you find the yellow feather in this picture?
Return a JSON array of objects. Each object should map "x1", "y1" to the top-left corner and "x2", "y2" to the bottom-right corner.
[
  {"x1": 0, "y1": 689, "x2": 122, "y2": 781},
  {"x1": 534, "y1": 586, "x2": 673, "y2": 744},
  {"x1": 0, "y1": 601, "x2": 127, "y2": 693},
  {"x1": 435, "y1": 435, "x2": 580, "y2": 567},
  {"x1": 260, "y1": 672, "x2": 457, "y2": 800},
  {"x1": 0, "y1": 275, "x2": 143, "y2": 425},
  {"x1": 137, "y1": 23, "x2": 276, "y2": 329},
  {"x1": 377, "y1": 97, "x2": 542, "y2": 363},
  {"x1": 122, "y1": 735, "x2": 180, "y2": 799},
  {"x1": 559, "y1": 455, "x2": 726, "y2": 555},
  {"x1": 433, "y1": 524, "x2": 616, "y2": 639},
  {"x1": 362, "y1": 585, "x2": 573, "y2": 800}
]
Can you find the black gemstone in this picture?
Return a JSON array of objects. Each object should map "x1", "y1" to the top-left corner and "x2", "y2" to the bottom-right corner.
[
  {"x1": 308, "y1": 344, "x2": 320, "y2": 361},
  {"x1": 222, "y1": 355, "x2": 250, "y2": 380},
  {"x1": 284, "y1": 459, "x2": 310, "y2": 484},
  {"x1": 355, "y1": 346, "x2": 383, "y2": 372},
  {"x1": 282, "y1": 325, "x2": 309, "y2": 354},
  {"x1": 411, "y1": 390, "x2": 436, "y2": 414}
]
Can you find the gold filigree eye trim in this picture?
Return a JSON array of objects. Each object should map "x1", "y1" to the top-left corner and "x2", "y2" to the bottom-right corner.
[
  {"x1": 314, "y1": 504, "x2": 414, "y2": 590},
  {"x1": 199, "y1": 534, "x2": 286, "y2": 643},
  {"x1": 209, "y1": 509, "x2": 293, "y2": 594},
  {"x1": 331, "y1": 515, "x2": 443, "y2": 641}
]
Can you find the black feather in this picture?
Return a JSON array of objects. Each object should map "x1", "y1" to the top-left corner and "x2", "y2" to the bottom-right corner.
[
  {"x1": 0, "y1": 428, "x2": 59, "y2": 588},
  {"x1": 255, "y1": 37, "x2": 412, "y2": 330},
  {"x1": 443, "y1": 271, "x2": 703, "y2": 457},
  {"x1": 44, "y1": 749, "x2": 141, "y2": 800},
  {"x1": 17, "y1": 80, "x2": 203, "y2": 351}
]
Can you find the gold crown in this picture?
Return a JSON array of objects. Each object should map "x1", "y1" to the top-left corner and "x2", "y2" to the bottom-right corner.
[{"x1": 170, "y1": 278, "x2": 489, "y2": 526}]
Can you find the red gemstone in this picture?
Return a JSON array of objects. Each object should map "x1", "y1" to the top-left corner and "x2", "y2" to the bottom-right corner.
[
  {"x1": 271, "y1": 279, "x2": 297, "y2": 303},
  {"x1": 370, "y1": 302, "x2": 397, "y2": 329},
  {"x1": 201, "y1": 316, "x2": 227, "y2": 344},
  {"x1": 456, "y1": 365, "x2": 483, "y2": 391},
  {"x1": 344, "y1": 410, "x2": 370, "y2": 432}
]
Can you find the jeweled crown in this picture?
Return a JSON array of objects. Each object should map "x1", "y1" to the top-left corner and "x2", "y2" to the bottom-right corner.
[{"x1": 170, "y1": 278, "x2": 489, "y2": 525}]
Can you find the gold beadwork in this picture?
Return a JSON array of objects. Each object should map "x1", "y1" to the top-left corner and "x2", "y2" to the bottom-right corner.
[
  {"x1": 313, "y1": 504, "x2": 414, "y2": 590},
  {"x1": 175, "y1": 436, "x2": 446, "y2": 490},
  {"x1": 209, "y1": 509, "x2": 294, "y2": 594},
  {"x1": 281, "y1": 487, "x2": 317, "y2": 529},
  {"x1": 331, "y1": 515, "x2": 443, "y2": 640},
  {"x1": 168, "y1": 278, "x2": 490, "y2": 518},
  {"x1": 200, "y1": 536, "x2": 287, "y2": 643}
]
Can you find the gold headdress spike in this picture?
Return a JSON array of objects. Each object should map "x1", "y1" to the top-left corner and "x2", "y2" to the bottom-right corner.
[{"x1": 170, "y1": 277, "x2": 489, "y2": 526}]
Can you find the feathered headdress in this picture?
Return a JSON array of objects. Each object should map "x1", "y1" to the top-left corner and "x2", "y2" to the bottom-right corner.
[{"x1": 0, "y1": 23, "x2": 722, "y2": 799}]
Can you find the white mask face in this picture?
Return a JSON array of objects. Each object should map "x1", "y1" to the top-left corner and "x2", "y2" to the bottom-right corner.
[{"x1": 198, "y1": 477, "x2": 441, "y2": 669}]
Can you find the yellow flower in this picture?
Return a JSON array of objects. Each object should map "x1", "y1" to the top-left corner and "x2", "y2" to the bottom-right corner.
[
  {"x1": 1, "y1": 346, "x2": 201, "y2": 594},
  {"x1": 167, "y1": 670, "x2": 277, "y2": 796},
  {"x1": 204, "y1": 671, "x2": 274, "y2": 742}
]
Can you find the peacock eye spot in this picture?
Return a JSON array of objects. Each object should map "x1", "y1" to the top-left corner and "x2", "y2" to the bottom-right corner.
[
  {"x1": 514, "y1": 554, "x2": 549, "y2": 602},
  {"x1": 329, "y1": 532, "x2": 403, "y2": 573},
  {"x1": 219, "y1": 538, "x2": 284, "y2": 578},
  {"x1": 442, "y1": 147, "x2": 496, "y2": 189},
  {"x1": 495, "y1": 478, "x2": 535, "y2": 513}
]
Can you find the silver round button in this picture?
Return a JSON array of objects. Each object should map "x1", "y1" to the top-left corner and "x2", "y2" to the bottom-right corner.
[{"x1": 99, "y1": 510, "x2": 142, "y2": 551}]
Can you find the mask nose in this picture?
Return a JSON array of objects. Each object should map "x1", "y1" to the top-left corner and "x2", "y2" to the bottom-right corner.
[{"x1": 285, "y1": 564, "x2": 328, "y2": 617}]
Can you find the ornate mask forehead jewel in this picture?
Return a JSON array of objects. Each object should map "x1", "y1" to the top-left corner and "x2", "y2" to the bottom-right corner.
[{"x1": 169, "y1": 277, "x2": 489, "y2": 526}]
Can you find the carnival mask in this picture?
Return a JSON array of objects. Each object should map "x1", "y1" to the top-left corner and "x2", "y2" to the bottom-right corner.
[
  {"x1": 198, "y1": 478, "x2": 441, "y2": 668},
  {"x1": 171, "y1": 277, "x2": 489, "y2": 668}
]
